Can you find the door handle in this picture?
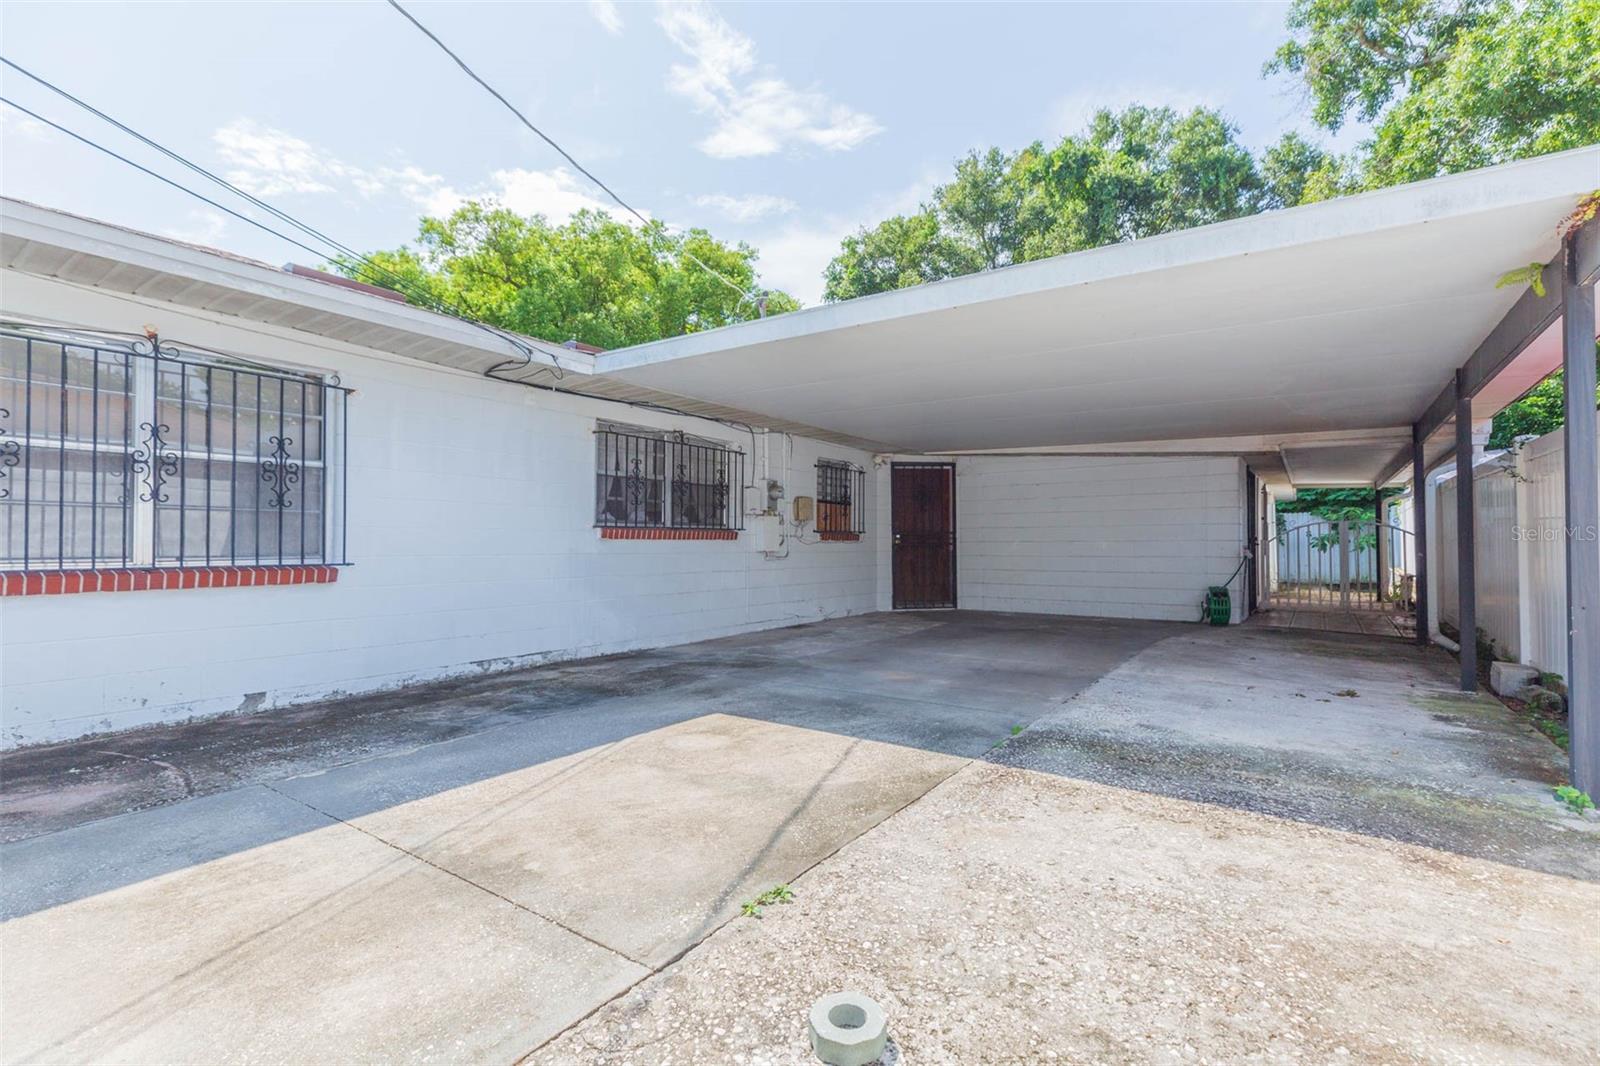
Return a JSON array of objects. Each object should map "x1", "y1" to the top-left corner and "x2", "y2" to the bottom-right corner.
[{"x1": 893, "y1": 534, "x2": 902, "y2": 545}]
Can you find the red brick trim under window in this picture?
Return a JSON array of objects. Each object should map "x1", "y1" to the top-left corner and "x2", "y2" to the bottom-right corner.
[
  {"x1": 0, "y1": 566, "x2": 340, "y2": 597},
  {"x1": 819, "y1": 531, "x2": 862, "y2": 542},
  {"x1": 599, "y1": 527, "x2": 738, "y2": 541}
]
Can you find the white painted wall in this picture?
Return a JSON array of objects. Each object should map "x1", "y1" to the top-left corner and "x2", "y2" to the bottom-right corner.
[
  {"x1": 882, "y1": 454, "x2": 1247, "y2": 622},
  {"x1": 0, "y1": 273, "x2": 877, "y2": 746}
]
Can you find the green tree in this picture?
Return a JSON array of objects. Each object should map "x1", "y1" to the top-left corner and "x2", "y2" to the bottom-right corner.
[
  {"x1": 938, "y1": 147, "x2": 1029, "y2": 272},
  {"x1": 823, "y1": 105, "x2": 1270, "y2": 300},
  {"x1": 1268, "y1": 0, "x2": 1600, "y2": 184},
  {"x1": 342, "y1": 202, "x2": 796, "y2": 350},
  {"x1": 1259, "y1": 131, "x2": 1356, "y2": 207},
  {"x1": 1017, "y1": 106, "x2": 1265, "y2": 258},
  {"x1": 1363, "y1": 0, "x2": 1600, "y2": 183},
  {"x1": 1264, "y1": 0, "x2": 1491, "y2": 133},
  {"x1": 1488, "y1": 345, "x2": 1600, "y2": 449},
  {"x1": 821, "y1": 209, "x2": 959, "y2": 302}
]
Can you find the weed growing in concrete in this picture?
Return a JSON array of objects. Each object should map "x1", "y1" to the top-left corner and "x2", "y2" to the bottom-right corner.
[
  {"x1": 1010, "y1": 724, "x2": 1024, "y2": 736},
  {"x1": 1555, "y1": 785, "x2": 1595, "y2": 815},
  {"x1": 1334, "y1": 689, "x2": 1359, "y2": 698},
  {"x1": 740, "y1": 884, "x2": 795, "y2": 918},
  {"x1": 1535, "y1": 717, "x2": 1571, "y2": 750}
]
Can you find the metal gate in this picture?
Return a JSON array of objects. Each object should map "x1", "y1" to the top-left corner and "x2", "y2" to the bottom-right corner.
[{"x1": 1264, "y1": 518, "x2": 1414, "y2": 610}]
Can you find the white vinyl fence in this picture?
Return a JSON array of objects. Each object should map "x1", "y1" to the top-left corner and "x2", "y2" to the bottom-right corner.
[{"x1": 1434, "y1": 423, "x2": 1600, "y2": 680}]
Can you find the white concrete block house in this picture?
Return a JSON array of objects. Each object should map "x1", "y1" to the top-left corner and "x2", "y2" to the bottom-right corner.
[{"x1": 3, "y1": 144, "x2": 1598, "y2": 757}]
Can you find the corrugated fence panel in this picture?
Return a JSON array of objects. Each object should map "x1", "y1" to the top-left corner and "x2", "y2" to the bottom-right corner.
[
  {"x1": 1474, "y1": 460, "x2": 1521, "y2": 661},
  {"x1": 1430, "y1": 424, "x2": 1599, "y2": 680},
  {"x1": 1522, "y1": 430, "x2": 1570, "y2": 678},
  {"x1": 1437, "y1": 474, "x2": 1459, "y2": 630}
]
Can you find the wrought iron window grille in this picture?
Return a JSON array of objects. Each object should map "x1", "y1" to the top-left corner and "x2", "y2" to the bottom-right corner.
[
  {"x1": 0, "y1": 327, "x2": 352, "y2": 572},
  {"x1": 815, "y1": 459, "x2": 867, "y2": 536},
  {"x1": 595, "y1": 423, "x2": 745, "y2": 530}
]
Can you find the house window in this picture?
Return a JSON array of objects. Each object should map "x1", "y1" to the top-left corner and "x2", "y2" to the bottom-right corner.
[
  {"x1": 815, "y1": 459, "x2": 866, "y2": 537},
  {"x1": 594, "y1": 422, "x2": 745, "y2": 531},
  {"x1": 0, "y1": 328, "x2": 351, "y2": 572}
]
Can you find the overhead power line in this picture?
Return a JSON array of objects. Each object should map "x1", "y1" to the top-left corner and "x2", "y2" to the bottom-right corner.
[
  {"x1": 0, "y1": 77, "x2": 769, "y2": 444},
  {"x1": 383, "y1": 0, "x2": 763, "y2": 311},
  {"x1": 1, "y1": 97, "x2": 342, "y2": 267},
  {"x1": 0, "y1": 58, "x2": 562, "y2": 378}
]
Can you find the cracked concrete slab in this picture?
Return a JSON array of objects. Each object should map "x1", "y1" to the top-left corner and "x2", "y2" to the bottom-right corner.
[
  {"x1": 0, "y1": 612, "x2": 1174, "y2": 844},
  {"x1": 995, "y1": 625, "x2": 1599, "y2": 878},
  {"x1": 292, "y1": 714, "x2": 967, "y2": 968},
  {"x1": 2, "y1": 813, "x2": 647, "y2": 1064},
  {"x1": 535, "y1": 762, "x2": 1600, "y2": 1064},
  {"x1": 6, "y1": 613, "x2": 1589, "y2": 1063}
]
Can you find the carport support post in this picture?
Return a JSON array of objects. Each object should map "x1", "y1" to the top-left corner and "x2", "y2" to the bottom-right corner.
[
  {"x1": 1455, "y1": 370, "x2": 1477, "y2": 692},
  {"x1": 1374, "y1": 491, "x2": 1387, "y2": 600},
  {"x1": 1563, "y1": 243, "x2": 1599, "y2": 794},
  {"x1": 1413, "y1": 424, "x2": 1429, "y2": 646}
]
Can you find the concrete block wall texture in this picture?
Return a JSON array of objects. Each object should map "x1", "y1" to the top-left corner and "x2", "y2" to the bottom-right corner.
[
  {"x1": 0, "y1": 274, "x2": 876, "y2": 747},
  {"x1": 872, "y1": 455, "x2": 1248, "y2": 623},
  {"x1": 954, "y1": 455, "x2": 1247, "y2": 623}
]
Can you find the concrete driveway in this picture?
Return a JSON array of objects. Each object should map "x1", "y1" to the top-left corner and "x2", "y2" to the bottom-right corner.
[{"x1": 2, "y1": 612, "x2": 1595, "y2": 1063}]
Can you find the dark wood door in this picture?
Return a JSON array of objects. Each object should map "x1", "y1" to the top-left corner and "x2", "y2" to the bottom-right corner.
[{"x1": 892, "y1": 463, "x2": 956, "y2": 609}]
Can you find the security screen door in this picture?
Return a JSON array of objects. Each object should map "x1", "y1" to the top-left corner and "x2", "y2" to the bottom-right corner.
[{"x1": 891, "y1": 463, "x2": 956, "y2": 609}]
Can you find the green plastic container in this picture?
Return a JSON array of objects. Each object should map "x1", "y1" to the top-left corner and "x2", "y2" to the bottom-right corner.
[{"x1": 1204, "y1": 585, "x2": 1231, "y2": 625}]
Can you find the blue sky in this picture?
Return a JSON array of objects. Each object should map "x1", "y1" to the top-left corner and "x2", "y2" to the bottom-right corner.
[{"x1": 1, "y1": 1, "x2": 1357, "y2": 304}]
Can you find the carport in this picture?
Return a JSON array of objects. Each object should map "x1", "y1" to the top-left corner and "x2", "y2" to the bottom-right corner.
[
  {"x1": 587, "y1": 146, "x2": 1600, "y2": 792},
  {"x1": 4, "y1": 149, "x2": 1600, "y2": 1064}
]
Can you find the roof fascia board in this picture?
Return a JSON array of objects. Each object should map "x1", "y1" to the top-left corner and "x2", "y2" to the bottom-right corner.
[
  {"x1": 1, "y1": 199, "x2": 592, "y2": 375},
  {"x1": 934, "y1": 426, "x2": 1411, "y2": 457},
  {"x1": 596, "y1": 147, "x2": 1600, "y2": 374}
]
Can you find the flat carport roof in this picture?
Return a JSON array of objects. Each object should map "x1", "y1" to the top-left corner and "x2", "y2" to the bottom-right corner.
[{"x1": 595, "y1": 146, "x2": 1600, "y2": 489}]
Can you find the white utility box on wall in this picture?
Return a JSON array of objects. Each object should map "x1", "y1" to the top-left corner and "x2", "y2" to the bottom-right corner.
[{"x1": 751, "y1": 513, "x2": 783, "y2": 552}]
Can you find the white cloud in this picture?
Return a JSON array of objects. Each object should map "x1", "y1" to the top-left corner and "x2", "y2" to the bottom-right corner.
[
  {"x1": 161, "y1": 207, "x2": 230, "y2": 247},
  {"x1": 656, "y1": 1, "x2": 881, "y2": 159},
  {"x1": 210, "y1": 120, "x2": 621, "y2": 225},
  {"x1": 0, "y1": 108, "x2": 48, "y2": 140},
  {"x1": 590, "y1": 0, "x2": 624, "y2": 34},
  {"x1": 1047, "y1": 84, "x2": 1222, "y2": 137},
  {"x1": 213, "y1": 120, "x2": 368, "y2": 197},
  {"x1": 445, "y1": 167, "x2": 618, "y2": 221},
  {"x1": 693, "y1": 192, "x2": 796, "y2": 222}
]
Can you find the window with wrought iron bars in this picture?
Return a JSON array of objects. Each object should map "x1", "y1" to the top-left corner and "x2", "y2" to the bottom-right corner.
[
  {"x1": 594, "y1": 422, "x2": 745, "y2": 530},
  {"x1": 815, "y1": 458, "x2": 866, "y2": 536},
  {"x1": 0, "y1": 328, "x2": 352, "y2": 572}
]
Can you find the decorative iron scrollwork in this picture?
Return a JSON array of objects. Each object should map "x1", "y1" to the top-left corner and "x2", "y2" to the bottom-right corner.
[
  {"x1": 130, "y1": 420, "x2": 179, "y2": 503},
  {"x1": 710, "y1": 465, "x2": 728, "y2": 517},
  {"x1": 672, "y1": 461, "x2": 696, "y2": 524},
  {"x1": 0, "y1": 407, "x2": 18, "y2": 499},
  {"x1": 626, "y1": 455, "x2": 647, "y2": 516},
  {"x1": 261, "y1": 434, "x2": 300, "y2": 509}
]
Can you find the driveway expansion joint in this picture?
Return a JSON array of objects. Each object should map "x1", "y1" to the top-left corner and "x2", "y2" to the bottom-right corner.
[{"x1": 255, "y1": 781, "x2": 651, "y2": 971}]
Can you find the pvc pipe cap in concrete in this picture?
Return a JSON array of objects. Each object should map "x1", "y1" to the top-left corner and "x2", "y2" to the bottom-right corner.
[{"x1": 808, "y1": 991, "x2": 888, "y2": 1066}]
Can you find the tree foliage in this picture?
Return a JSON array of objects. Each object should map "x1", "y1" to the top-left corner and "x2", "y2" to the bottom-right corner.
[
  {"x1": 1277, "y1": 486, "x2": 1396, "y2": 520},
  {"x1": 343, "y1": 203, "x2": 797, "y2": 350},
  {"x1": 824, "y1": 106, "x2": 1286, "y2": 301},
  {"x1": 1270, "y1": 0, "x2": 1600, "y2": 184},
  {"x1": 1264, "y1": 0, "x2": 1491, "y2": 132},
  {"x1": 1488, "y1": 345, "x2": 1600, "y2": 449}
]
